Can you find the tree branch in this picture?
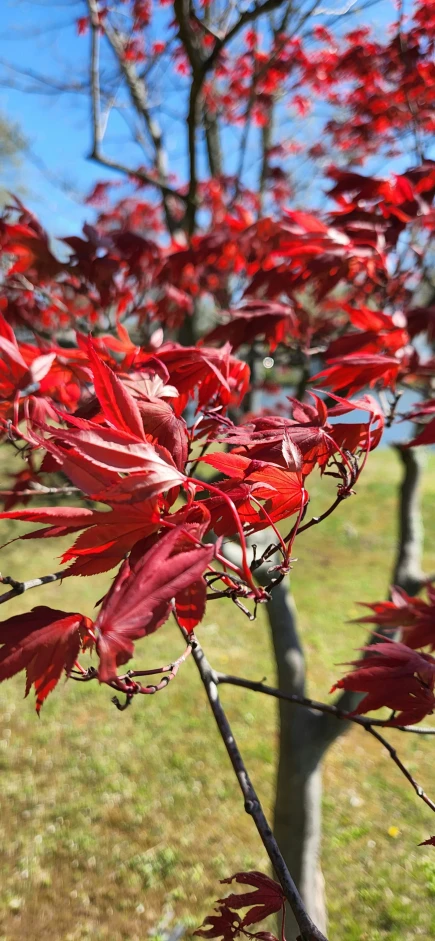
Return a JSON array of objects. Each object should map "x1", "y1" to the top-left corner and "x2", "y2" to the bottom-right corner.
[
  {"x1": 365, "y1": 724, "x2": 435, "y2": 813},
  {"x1": 174, "y1": 0, "x2": 289, "y2": 233},
  {"x1": 90, "y1": 150, "x2": 185, "y2": 201},
  {"x1": 203, "y1": 103, "x2": 223, "y2": 178},
  {"x1": 258, "y1": 4, "x2": 293, "y2": 213},
  {"x1": 201, "y1": 5, "x2": 223, "y2": 178},
  {"x1": 101, "y1": 18, "x2": 181, "y2": 233},
  {"x1": 215, "y1": 672, "x2": 435, "y2": 735},
  {"x1": 215, "y1": 673, "x2": 435, "y2": 814},
  {"x1": 86, "y1": 0, "x2": 186, "y2": 211},
  {"x1": 0, "y1": 487, "x2": 80, "y2": 497},
  {"x1": 0, "y1": 571, "x2": 67, "y2": 605},
  {"x1": 207, "y1": 0, "x2": 291, "y2": 69},
  {"x1": 185, "y1": 630, "x2": 329, "y2": 941}
]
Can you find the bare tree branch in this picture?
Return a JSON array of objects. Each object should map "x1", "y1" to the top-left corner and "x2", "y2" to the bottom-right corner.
[
  {"x1": 216, "y1": 673, "x2": 435, "y2": 815},
  {"x1": 258, "y1": 4, "x2": 293, "y2": 212},
  {"x1": 215, "y1": 672, "x2": 435, "y2": 735},
  {"x1": 201, "y1": 4, "x2": 223, "y2": 179},
  {"x1": 0, "y1": 487, "x2": 80, "y2": 497},
  {"x1": 0, "y1": 58, "x2": 88, "y2": 94},
  {"x1": 100, "y1": 16, "x2": 181, "y2": 233},
  {"x1": 174, "y1": 0, "x2": 290, "y2": 233},
  {"x1": 365, "y1": 724, "x2": 435, "y2": 813},
  {"x1": 0, "y1": 571, "x2": 67, "y2": 605},
  {"x1": 184, "y1": 628, "x2": 329, "y2": 941},
  {"x1": 86, "y1": 0, "x2": 186, "y2": 211}
]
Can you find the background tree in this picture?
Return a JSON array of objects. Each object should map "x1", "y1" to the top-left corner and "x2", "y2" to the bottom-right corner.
[{"x1": 0, "y1": 110, "x2": 27, "y2": 203}]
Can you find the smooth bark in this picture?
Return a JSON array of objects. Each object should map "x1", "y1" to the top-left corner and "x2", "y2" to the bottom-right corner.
[
  {"x1": 257, "y1": 570, "x2": 328, "y2": 940},
  {"x1": 392, "y1": 445, "x2": 427, "y2": 594}
]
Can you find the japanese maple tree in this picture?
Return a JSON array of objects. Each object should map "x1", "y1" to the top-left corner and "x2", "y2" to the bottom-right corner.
[{"x1": 2, "y1": 0, "x2": 435, "y2": 938}]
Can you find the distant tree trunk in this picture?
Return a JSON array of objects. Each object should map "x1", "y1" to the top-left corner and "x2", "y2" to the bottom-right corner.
[
  {"x1": 392, "y1": 445, "x2": 426, "y2": 594},
  {"x1": 260, "y1": 443, "x2": 427, "y2": 936},
  {"x1": 263, "y1": 579, "x2": 327, "y2": 939}
]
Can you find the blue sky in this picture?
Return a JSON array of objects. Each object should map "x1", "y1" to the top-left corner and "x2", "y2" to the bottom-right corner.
[
  {"x1": 1, "y1": 1, "x2": 119, "y2": 233},
  {"x1": 0, "y1": 0, "x2": 409, "y2": 237}
]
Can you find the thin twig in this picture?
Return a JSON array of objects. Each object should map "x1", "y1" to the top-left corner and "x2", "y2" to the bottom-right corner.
[
  {"x1": 365, "y1": 724, "x2": 435, "y2": 812},
  {"x1": 110, "y1": 639, "x2": 196, "y2": 708},
  {"x1": 70, "y1": 639, "x2": 196, "y2": 709},
  {"x1": 216, "y1": 672, "x2": 435, "y2": 815},
  {"x1": 0, "y1": 571, "x2": 67, "y2": 605},
  {"x1": 215, "y1": 672, "x2": 435, "y2": 734},
  {"x1": 180, "y1": 626, "x2": 328, "y2": 941},
  {"x1": 86, "y1": 0, "x2": 185, "y2": 205},
  {"x1": 283, "y1": 495, "x2": 345, "y2": 542},
  {"x1": 0, "y1": 487, "x2": 80, "y2": 497}
]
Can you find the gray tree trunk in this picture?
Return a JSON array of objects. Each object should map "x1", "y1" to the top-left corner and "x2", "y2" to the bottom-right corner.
[
  {"x1": 262, "y1": 578, "x2": 327, "y2": 939},
  {"x1": 255, "y1": 444, "x2": 426, "y2": 937},
  {"x1": 392, "y1": 445, "x2": 427, "y2": 593}
]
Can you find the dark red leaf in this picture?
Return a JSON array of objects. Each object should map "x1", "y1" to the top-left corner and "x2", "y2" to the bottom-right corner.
[
  {"x1": 195, "y1": 872, "x2": 284, "y2": 941},
  {"x1": 87, "y1": 339, "x2": 145, "y2": 438},
  {"x1": 331, "y1": 640, "x2": 435, "y2": 725},
  {"x1": 94, "y1": 526, "x2": 215, "y2": 682},
  {"x1": 0, "y1": 606, "x2": 92, "y2": 712}
]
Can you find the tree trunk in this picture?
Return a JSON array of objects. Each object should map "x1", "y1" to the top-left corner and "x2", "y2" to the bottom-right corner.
[
  {"x1": 259, "y1": 443, "x2": 428, "y2": 935},
  {"x1": 265, "y1": 580, "x2": 327, "y2": 939},
  {"x1": 392, "y1": 445, "x2": 427, "y2": 594},
  {"x1": 246, "y1": 553, "x2": 328, "y2": 939}
]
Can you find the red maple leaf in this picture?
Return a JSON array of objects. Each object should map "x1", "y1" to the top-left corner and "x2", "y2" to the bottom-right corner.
[
  {"x1": 217, "y1": 393, "x2": 369, "y2": 475},
  {"x1": 0, "y1": 502, "x2": 162, "y2": 576},
  {"x1": 29, "y1": 416, "x2": 185, "y2": 500},
  {"x1": 406, "y1": 416, "x2": 435, "y2": 448},
  {"x1": 175, "y1": 578, "x2": 207, "y2": 632},
  {"x1": 325, "y1": 305, "x2": 408, "y2": 359},
  {"x1": 331, "y1": 640, "x2": 435, "y2": 725},
  {"x1": 195, "y1": 871, "x2": 285, "y2": 941},
  {"x1": 311, "y1": 353, "x2": 402, "y2": 395},
  {"x1": 151, "y1": 343, "x2": 250, "y2": 415},
  {"x1": 195, "y1": 908, "x2": 241, "y2": 941},
  {"x1": 354, "y1": 584, "x2": 435, "y2": 650},
  {"x1": 0, "y1": 606, "x2": 92, "y2": 712},
  {"x1": 94, "y1": 525, "x2": 215, "y2": 682},
  {"x1": 71, "y1": 340, "x2": 188, "y2": 470},
  {"x1": 86, "y1": 338, "x2": 145, "y2": 439},
  {"x1": 218, "y1": 871, "x2": 286, "y2": 927},
  {"x1": 200, "y1": 451, "x2": 307, "y2": 533},
  {"x1": 203, "y1": 300, "x2": 298, "y2": 352}
]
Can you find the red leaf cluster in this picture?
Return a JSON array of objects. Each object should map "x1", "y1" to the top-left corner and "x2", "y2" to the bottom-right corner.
[
  {"x1": 0, "y1": 521, "x2": 215, "y2": 708},
  {"x1": 354, "y1": 584, "x2": 435, "y2": 652},
  {"x1": 195, "y1": 872, "x2": 286, "y2": 941},
  {"x1": 331, "y1": 640, "x2": 435, "y2": 726},
  {"x1": 94, "y1": 525, "x2": 215, "y2": 683},
  {"x1": 0, "y1": 607, "x2": 93, "y2": 712}
]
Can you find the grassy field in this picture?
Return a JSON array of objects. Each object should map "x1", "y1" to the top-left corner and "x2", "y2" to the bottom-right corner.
[{"x1": 0, "y1": 449, "x2": 434, "y2": 941}]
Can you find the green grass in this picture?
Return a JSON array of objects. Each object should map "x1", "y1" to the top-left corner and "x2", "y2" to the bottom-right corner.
[{"x1": 0, "y1": 449, "x2": 434, "y2": 940}]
